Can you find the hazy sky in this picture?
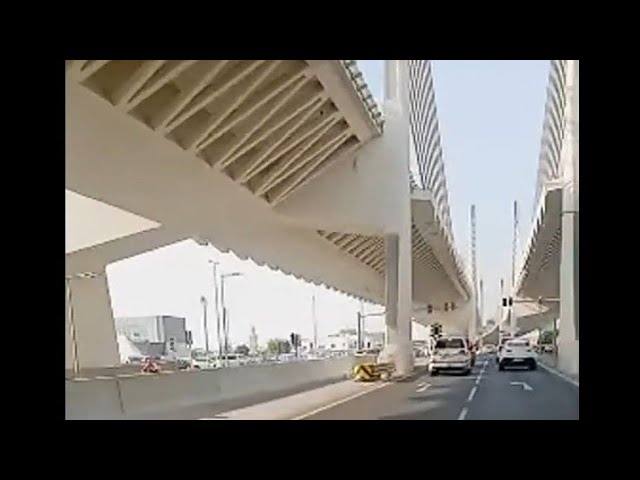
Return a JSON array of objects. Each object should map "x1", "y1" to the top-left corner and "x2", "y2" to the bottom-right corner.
[{"x1": 107, "y1": 60, "x2": 549, "y2": 350}]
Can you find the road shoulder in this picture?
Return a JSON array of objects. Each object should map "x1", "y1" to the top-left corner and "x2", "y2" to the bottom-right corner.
[{"x1": 199, "y1": 379, "x2": 389, "y2": 420}]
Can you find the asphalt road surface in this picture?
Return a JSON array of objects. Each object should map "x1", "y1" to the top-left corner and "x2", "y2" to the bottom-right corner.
[{"x1": 300, "y1": 354, "x2": 579, "y2": 420}]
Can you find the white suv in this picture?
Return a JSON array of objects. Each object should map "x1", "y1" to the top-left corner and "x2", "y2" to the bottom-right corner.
[
  {"x1": 498, "y1": 339, "x2": 537, "y2": 371},
  {"x1": 429, "y1": 336, "x2": 472, "y2": 376}
]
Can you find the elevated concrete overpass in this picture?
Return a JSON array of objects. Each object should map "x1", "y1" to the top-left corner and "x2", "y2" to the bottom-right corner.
[
  {"x1": 511, "y1": 60, "x2": 578, "y2": 376},
  {"x1": 65, "y1": 60, "x2": 472, "y2": 376}
]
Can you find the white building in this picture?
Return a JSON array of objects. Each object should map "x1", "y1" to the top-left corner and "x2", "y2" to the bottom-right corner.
[
  {"x1": 317, "y1": 329, "x2": 385, "y2": 352},
  {"x1": 115, "y1": 315, "x2": 191, "y2": 360}
]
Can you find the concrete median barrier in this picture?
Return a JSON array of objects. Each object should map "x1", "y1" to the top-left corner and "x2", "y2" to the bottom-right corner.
[
  {"x1": 65, "y1": 377, "x2": 123, "y2": 420},
  {"x1": 66, "y1": 356, "x2": 354, "y2": 419}
]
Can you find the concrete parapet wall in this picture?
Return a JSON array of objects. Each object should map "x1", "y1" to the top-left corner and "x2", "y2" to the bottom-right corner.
[
  {"x1": 65, "y1": 378, "x2": 124, "y2": 420},
  {"x1": 66, "y1": 357, "x2": 353, "y2": 419}
]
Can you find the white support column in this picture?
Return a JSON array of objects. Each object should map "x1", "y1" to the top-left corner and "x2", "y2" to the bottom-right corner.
[
  {"x1": 384, "y1": 233, "x2": 413, "y2": 375},
  {"x1": 65, "y1": 226, "x2": 186, "y2": 371},
  {"x1": 382, "y1": 60, "x2": 414, "y2": 376},
  {"x1": 66, "y1": 270, "x2": 120, "y2": 370},
  {"x1": 558, "y1": 60, "x2": 579, "y2": 376},
  {"x1": 384, "y1": 60, "x2": 400, "y2": 102}
]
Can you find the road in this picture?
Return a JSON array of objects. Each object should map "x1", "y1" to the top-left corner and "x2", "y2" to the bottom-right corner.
[{"x1": 299, "y1": 354, "x2": 579, "y2": 420}]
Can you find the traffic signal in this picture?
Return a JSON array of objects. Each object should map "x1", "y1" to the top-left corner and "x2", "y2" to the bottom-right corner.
[
  {"x1": 451, "y1": 302, "x2": 456, "y2": 311},
  {"x1": 431, "y1": 323, "x2": 442, "y2": 337},
  {"x1": 509, "y1": 297, "x2": 513, "y2": 306},
  {"x1": 427, "y1": 305, "x2": 433, "y2": 314},
  {"x1": 502, "y1": 297, "x2": 514, "y2": 307},
  {"x1": 290, "y1": 333, "x2": 301, "y2": 347}
]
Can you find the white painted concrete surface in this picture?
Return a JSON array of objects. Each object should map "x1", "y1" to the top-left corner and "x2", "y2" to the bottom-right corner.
[{"x1": 66, "y1": 190, "x2": 160, "y2": 254}]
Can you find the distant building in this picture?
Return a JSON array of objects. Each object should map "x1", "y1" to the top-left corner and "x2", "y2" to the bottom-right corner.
[
  {"x1": 317, "y1": 329, "x2": 385, "y2": 352},
  {"x1": 115, "y1": 315, "x2": 191, "y2": 361},
  {"x1": 249, "y1": 326, "x2": 259, "y2": 354}
]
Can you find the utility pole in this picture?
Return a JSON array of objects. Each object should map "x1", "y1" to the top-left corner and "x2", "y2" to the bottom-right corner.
[
  {"x1": 479, "y1": 278, "x2": 484, "y2": 327},
  {"x1": 209, "y1": 260, "x2": 221, "y2": 361},
  {"x1": 219, "y1": 272, "x2": 243, "y2": 366},
  {"x1": 512, "y1": 200, "x2": 519, "y2": 289},
  {"x1": 311, "y1": 290, "x2": 318, "y2": 351},
  {"x1": 510, "y1": 200, "x2": 519, "y2": 333},
  {"x1": 200, "y1": 296, "x2": 209, "y2": 353},
  {"x1": 470, "y1": 204, "x2": 478, "y2": 338}
]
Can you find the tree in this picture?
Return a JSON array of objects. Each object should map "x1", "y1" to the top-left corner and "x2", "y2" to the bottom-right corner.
[
  {"x1": 234, "y1": 344, "x2": 250, "y2": 356},
  {"x1": 539, "y1": 330, "x2": 554, "y2": 344},
  {"x1": 266, "y1": 338, "x2": 291, "y2": 355}
]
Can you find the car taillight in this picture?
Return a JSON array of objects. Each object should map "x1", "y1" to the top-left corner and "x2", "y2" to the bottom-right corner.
[{"x1": 506, "y1": 349, "x2": 513, "y2": 353}]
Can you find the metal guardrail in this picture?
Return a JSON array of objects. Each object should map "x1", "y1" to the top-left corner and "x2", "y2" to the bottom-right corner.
[{"x1": 341, "y1": 60, "x2": 384, "y2": 133}]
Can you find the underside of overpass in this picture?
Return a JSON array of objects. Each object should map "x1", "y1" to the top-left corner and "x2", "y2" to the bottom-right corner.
[{"x1": 65, "y1": 60, "x2": 472, "y2": 370}]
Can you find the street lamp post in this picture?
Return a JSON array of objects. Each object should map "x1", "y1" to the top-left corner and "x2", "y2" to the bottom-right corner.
[
  {"x1": 200, "y1": 295, "x2": 209, "y2": 354},
  {"x1": 220, "y1": 271, "x2": 243, "y2": 366},
  {"x1": 209, "y1": 260, "x2": 221, "y2": 361}
]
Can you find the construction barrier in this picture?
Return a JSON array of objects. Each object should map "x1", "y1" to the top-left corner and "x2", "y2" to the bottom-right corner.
[{"x1": 353, "y1": 362, "x2": 395, "y2": 382}]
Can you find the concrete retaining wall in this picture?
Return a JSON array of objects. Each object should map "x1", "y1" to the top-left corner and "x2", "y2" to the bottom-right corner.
[{"x1": 66, "y1": 357, "x2": 353, "y2": 419}]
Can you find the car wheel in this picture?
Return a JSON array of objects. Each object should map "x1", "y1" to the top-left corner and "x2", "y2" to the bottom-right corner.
[
  {"x1": 464, "y1": 368, "x2": 471, "y2": 376},
  {"x1": 530, "y1": 361, "x2": 537, "y2": 371},
  {"x1": 430, "y1": 369, "x2": 438, "y2": 376},
  {"x1": 498, "y1": 362, "x2": 505, "y2": 371}
]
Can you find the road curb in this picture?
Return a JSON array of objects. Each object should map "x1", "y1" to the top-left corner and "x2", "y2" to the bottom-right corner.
[{"x1": 538, "y1": 361, "x2": 579, "y2": 388}]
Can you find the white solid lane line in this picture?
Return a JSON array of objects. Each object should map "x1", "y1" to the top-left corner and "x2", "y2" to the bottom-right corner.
[
  {"x1": 475, "y1": 375, "x2": 482, "y2": 385},
  {"x1": 416, "y1": 383, "x2": 431, "y2": 393},
  {"x1": 291, "y1": 382, "x2": 391, "y2": 420},
  {"x1": 458, "y1": 407, "x2": 469, "y2": 420},
  {"x1": 467, "y1": 386, "x2": 478, "y2": 402}
]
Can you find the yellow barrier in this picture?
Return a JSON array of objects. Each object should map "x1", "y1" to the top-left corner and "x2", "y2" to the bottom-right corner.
[{"x1": 353, "y1": 362, "x2": 395, "y2": 382}]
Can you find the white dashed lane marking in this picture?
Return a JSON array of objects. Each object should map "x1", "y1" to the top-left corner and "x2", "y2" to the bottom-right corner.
[{"x1": 467, "y1": 386, "x2": 478, "y2": 402}]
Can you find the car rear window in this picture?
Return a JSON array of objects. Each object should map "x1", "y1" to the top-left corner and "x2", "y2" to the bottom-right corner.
[
  {"x1": 507, "y1": 340, "x2": 529, "y2": 347},
  {"x1": 436, "y1": 338, "x2": 464, "y2": 349}
]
